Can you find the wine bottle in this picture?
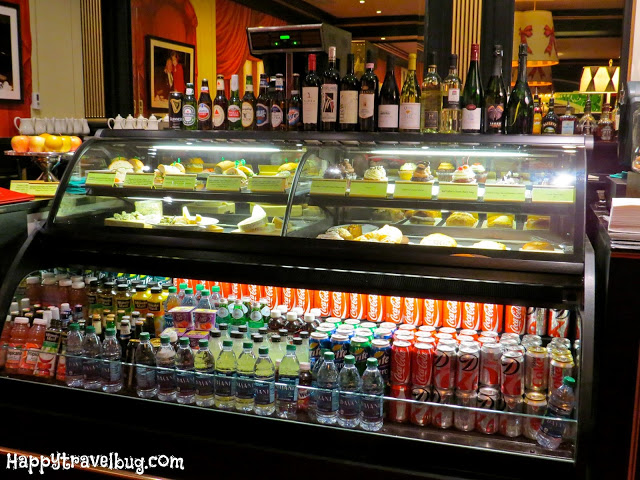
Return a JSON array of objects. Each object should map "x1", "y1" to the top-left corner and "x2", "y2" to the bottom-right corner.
[
  {"x1": 542, "y1": 96, "x2": 559, "y2": 134},
  {"x1": 271, "y1": 73, "x2": 286, "y2": 131},
  {"x1": 399, "y1": 53, "x2": 421, "y2": 132},
  {"x1": 241, "y1": 75, "x2": 256, "y2": 130},
  {"x1": 256, "y1": 74, "x2": 271, "y2": 131},
  {"x1": 287, "y1": 73, "x2": 302, "y2": 131},
  {"x1": 440, "y1": 54, "x2": 462, "y2": 133},
  {"x1": 321, "y1": 46, "x2": 340, "y2": 131},
  {"x1": 532, "y1": 93, "x2": 542, "y2": 134},
  {"x1": 339, "y1": 53, "x2": 359, "y2": 131},
  {"x1": 197, "y1": 78, "x2": 213, "y2": 130},
  {"x1": 228, "y1": 74, "x2": 242, "y2": 131},
  {"x1": 484, "y1": 45, "x2": 506, "y2": 134},
  {"x1": 302, "y1": 54, "x2": 321, "y2": 131},
  {"x1": 461, "y1": 44, "x2": 483, "y2": 133},
  {"x1": 506, "y1": 44, "x2": 533, "y2": 134},
  {"x1": 420, "y1": 51, "x2": 441, "y2": 133},
  {"x1": 358, "y1": 55, "x2": 379, "y2": 132},
  {"x1": 378, "y1": 56, "x2": 399, "y2": 132}
]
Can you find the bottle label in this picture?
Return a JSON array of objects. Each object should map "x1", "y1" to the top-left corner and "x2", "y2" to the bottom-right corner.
[
  {"x1": 228, "y1": 105, "x2": 241, "y2": 123},
  {"x1": 182, "y1": 104, "x2": 196, "y2": 127},
  {"x1": 359, "y1": 93, "x2": 374, "y2": 119},
  {"x1": 83, "y1": 357, "x2": 100, "y2": 378},
  {"x1": 236, "y1": 373, "x2": 255, "y2": 399},
  {"x1": 543, "y1": 122, "x2": 557, "y2": 134},
  {"x1": 316, "y1": 388, "x2": 338, "y2": 413},
  {"x1": 117, "y1": 298, "x2": 131, "y2": 310},
  {"x1": 100, "y1": 358, "x2": 121, "y2": 382},
  {"x1": 176, "y1": 371, "x2": 195, "y2": 393},
  {"x1": 276, "y1": 376, "x2": 298, "y2": 402},
  {"x1": 198, "y1": 103, "x2": 211, "y2": 122},
  {"x1": 487, "y1": 103, "x2": 505, "y2": 130},
  {"x1": 539, "y1": 404, "x2": 570, "y2": 439},
  {"x1": 136, "y1": 365, "x2": 156, "y2": 389},
  {"x1": 321, "y1": 84, "x2": 338, "y2": 122},
  {"x1": 424, "y1": 110, "x2": 439, "y2": 129},
  {"x1": 399, "y1": 102, "x2": 420, "y2": 130},
  {"x1": 87, "y1": 293, "x2": 98, "y2": 306},
  {"x1": 100, "y1": 296, "x2": 113, "y2": 308},
  {"x1": 256, "y1": 103, "x2": 269, "y2": 127},
  {"x1": 361, "y1": 395, "x2": 383, "y2": 421},
  {"x1": 561, "y1": 120, "x2": 575, "y2": 135},
  {"x1": 232, "y1": 308, "x2": 244, "y2": 320},
  {"x1": 378, "y1": 105, "x2": 399, "y2": 129},
  {"x1": 287, "y1": 106, "x2": 300, "y2": 127},
  {"x1": 462, "y1": 106, "x2": 482, "y2": 131},
  {"x1": 338, "y1": 392, "x2": 360, "y2": 419},
  {"x1": 250, "y1": 310, "x2": 262, "y2": 322},
  {"x1": 217, "y1": 306, "x2": 229, "y2": 320},
  {"x1": 147, "y1": 301, "x2": 162, "y2": 313},
  {"x1": 448, "y1": 88, "x2": 460, "y2": 104},
  {"x1": 255, "y1": 378, "x2": 275, "y2": 405},
  {"x1": 201, "y1": 86, "x2": 210, "y2": 93},
  {"x1": 213, "y1": 105, "x2": 225, "y2": 127},
  {"x1": 271, "y1": 105, "x2": 284, "y2": 128},
  {"x1": 66, "y1": 354, "x2": 83, "y2": 377},
  {"x1": 241, "y1": 103, "x2": 255, "y2": 127},
  {"x1": 195, "y1": 371, "x2": 214, "y2": 396},
  {"x1": 157, "y1": 368, "x2": 176, "y2": 390},
  {"x1": 339, "y1": 90, "x2": 358, "y2": 124},
  {"x1": 216, "y1": 79, "x2": 224, "y2": 90},
  {"x1": 533, "y1": 114, "x2": 542, "y2": 134},
  {"x1": 302, "y1": 87, "x2": 319, "y2": 124},
  {"x1": 214, "y1": 371, "x2": 235, "y2": 396},
  {"x1": 601, "y1": 125, "x2": 613, "y2": 141},
  {"x1": 134, "y1": 299, "x2": 147, "y2": 311}
]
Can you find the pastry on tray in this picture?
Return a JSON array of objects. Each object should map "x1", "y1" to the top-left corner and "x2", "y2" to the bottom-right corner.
[
  {"x1": 411, "y1": 164, "x2": 433, "y2": 182},
  {"x1": 399, "y1": 163, "x2": 417, "y2": 180},
  {"x1": 339, "y1": 159, "x2": 356, "y2": 179},
  {"x1": 452, "y1": 165, "x2": 476, "y2": 183},
  {"x1": 472, "y1": 240, "x2": 507, "y2": 250},
  {"x1": 316, "y1": 231, "x2": 345, "y2": 240},
  {"x1": 420, "y1": 233, "x2": 458, "y2": 247},
  {"x1": 354, "y1": 225, "x2": 403, "y2": 244},
  {"x1": 470, "y1": 163, "x2": 487, "y2": 183},
  {"x1": 525, "y1": 216, "x2": 550, "y2": 230},
  {"x1": 487, "y1": 214, "x2": 514, "y2": 228},
  {"x1": 436, "y1": 162, "x2": 455, "y2": 182},
  {"x1": 407, "y1": 210, "x2": 440, "y2": 225},
  {"x1": 323, "y1": 166, "x2": 344, "y2": 179},
  {"x1": 326, "y1": 224, "x2": 363, "y2": 241},
  {"x1": 445, "y1": 211, "x2": 477, "y2": 227},
  {"x1": 373, "y1": 208, "x2": 405, "y2": 222},
  {"x1": 364, "y1": 165, "x2": 388, "y2": 181},
  {"x1": 522, "y1": 241, "x2": 554, "y2": 251}
]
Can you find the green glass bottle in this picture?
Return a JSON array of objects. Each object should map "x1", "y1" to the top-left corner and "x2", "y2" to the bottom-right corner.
[
  {"x1": 235, "y1": 341, "x2": 257, "y2": 413},
  {"x1": 228, "y1": 74, "x2": 242, "y2": 130},
  {"x1": 399, "y1": 53, "x2": 421, "y2": 132},
  {"x1": 506, "y1": 43, "x2": 534, "y2": 134},
  {"x1": 241, "y1": 75, "x2": 256, "y2": 130},
  {"x1": 420, "y1": 51, "x2": 441, "y2": 133},
  {"x1": 182, "y1": 83, "x2": 197, "y2": 130}
]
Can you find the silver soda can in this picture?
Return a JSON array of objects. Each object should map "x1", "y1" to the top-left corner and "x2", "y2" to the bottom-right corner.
[
  {"x1": 409, "y1": 385, "x2": 432, "y2": 427},
  {"x1": 454, "y1": 390, "x2": 477, "y2": 432},
  {"x1": 525, "y1": 346, "x2": 549, "y2": 392},
  {"x1": 523, "y1": 391, "x2": 547, "y2": 440},
  {"x1": 476, "y1": 386, "x2": 500, "y2": 434},
  {"x1": 500, "y1": 333, "x2": 521, "y2": 344},
  {"x1": 547, "y1": 309, "x2": 570, "y2": 338},
  {"x1": 499, "y1": 394, "x2": 523, "y2": 437},
  {"x1": 433, "y1": 344, "x2": 457, "y2": 390},
  {"x1": 480, "y1": 343, "x2": 502, "y2": 388},
  {"x1": 526, "y1": 307, "x2": 547, "y2": 336},
  {"x1": 456, "y1": 343, "x2": 480, "y2": 392},
  {"x1": 521, "y1": 334, "x2": 542, "y2": 348},
  {"x1": 500, "y1": 350, "x2": 524, "y2": 396},
  {"x1": 431, "y1": 388, "x2": 454, "y2": 429}
]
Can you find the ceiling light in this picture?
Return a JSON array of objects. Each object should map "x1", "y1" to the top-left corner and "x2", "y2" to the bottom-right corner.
[
  {"x1": 376, "y1": 10, "x2": 382, "y2": 13},
  {"x1": 381, "y1": 37, "x2": 386, "y2": 40},
  {"x1": 359, "y1": 0, "x2": 365, "y2": 3}
]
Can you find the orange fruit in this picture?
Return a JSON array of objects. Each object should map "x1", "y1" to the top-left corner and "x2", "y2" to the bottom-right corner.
[
  {"x1": 44, "y1": 135, "x2": 63, "y2": 152},
  {"x1": 70, "y1": 136, "x2": 82, "y2": 152},
  {"x1": 60, "y1": 136, "x2": 72, "y2": 153},
  {"x1": 29, "y1": 136, "x2": 45, "y2": 153},
  {"x1": 39, "y1": 133, "x2": 51, "y2": 138},
  {"x1": 11, "y1": 136, "x2": 30, "y2": 153}
]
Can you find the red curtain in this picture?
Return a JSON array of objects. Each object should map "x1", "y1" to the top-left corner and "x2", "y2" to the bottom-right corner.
[{"x1": 0, "y1": 0, "x2": 32, "y2": 137}]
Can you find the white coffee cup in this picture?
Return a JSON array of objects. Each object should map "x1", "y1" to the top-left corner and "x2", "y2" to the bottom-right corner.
[
  {"x1": 14, "y1": 117, "x2": 35, "y2": 135},
  {"x1": 35, "y1": 118, "x2": 47, "y2": 135},
  {"x1": 107, "y1": 114, "x2": 124, "y2": 129}
]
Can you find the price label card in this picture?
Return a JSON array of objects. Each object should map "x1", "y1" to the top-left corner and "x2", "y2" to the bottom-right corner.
[
  {"x1": 28, "y1": 182, "x2": 59, "y2": 197},
  {"x1": 310, "y1": 179, "x2": 348, "y2": 196},
  {"x1": 393, "y1": 181, "x2": 433, "y2": 199},
  {"x1": 162, "y1": 174, "x2": 197, "y2": 190},
  {"x1": 249, "y1": 175, "x2": 287, "y2": 192},
  {"x1": 483, "y1": 184, "x2": 526, "y2": 202},
  {"x1": 437, "y1": 183, "x2": 478, "y2": 201},
  {"x1": 85, "y1": 171, "x2": 117, "y2": 187},
  {"x1": 206, "y1": 175, "x2": 243, "y2": 192},
  {"x1": 531, "y1": 186, "x2": 575, "y2": 204},
  {"x1": 9, "y1": 181, "x2": 30, "y2": 194},
  {"x1": 258, "y1": 165, "x2": 280, "y2": 176},
  {"x1": 123, "y1": 173, "x2": 155, "y2": 189},
  {"x1": 349, "y1": 180, "x2": 388, "y2": 198}
]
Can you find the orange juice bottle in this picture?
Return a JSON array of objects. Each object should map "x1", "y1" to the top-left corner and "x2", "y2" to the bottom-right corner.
[
  {"x1": 147, "y1": 287, "x2": 165, "y2": 336},
  {"x1": 5, "y1": 317, "x2": 29, "y2": 373},
  {"x1": 18, "y1": 318, "x2": 47, "y2": 375},
  {"x1": 133, "y1": 285, "x2": 150, "y2": 318}
]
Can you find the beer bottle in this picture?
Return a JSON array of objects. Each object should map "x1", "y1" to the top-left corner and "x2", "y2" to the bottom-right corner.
[
  {"x1": 197, "y1": 79, "x2": 213, "y2": 130},
  {"x1": 228, "y1": 74, "x2": 242, "y2": 131},
  {"x1": 242, "y1": 75, "x2": 256, "y2": 130},
  {"x1": 287, "y1": 73, "x2": 301, "y2": 131},
  {"x1": 213, "y1": 75, "x2": 228, "y2": 130},
  {"x1": 256, "y1": 74, "x2": 271, "y2": 131},
  {"x1": 271, "y1": 73, "x2": 286, "y2": 131},
  {"x1": 181, "y1": 84, "x2": 197, "y2": 131}
]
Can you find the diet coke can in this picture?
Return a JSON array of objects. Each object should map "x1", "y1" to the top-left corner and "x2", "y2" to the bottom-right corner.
[
  {"x1": 525, "y1": 346, "x2": 549, "y2": 392},
  {"x1": 526, "y1": 307, "x2": 547, "y2": 336},
  {"x1": 389, "y1": 383, "x2": 411, "y2": 423},
  {"x1": 391, "y1": 340, "x2": 412, "y2": 385},
  {"x1": 411, "y1": 342, "x2": 434, "y2": 387},
  {"x1": 423, "y1": 299, "x2": 442, "y2": 327},
  {"x1": 454, "y1": 390, "x2": 477, "y2": 431},
  {"x1": 431, "y1": 388, "x2": 454, "y2": 429},
  {"x1": 476, "y1": 386, "x2": 500, "y2": 434},
  {"x1": 456, "y1": 343, "x2": 480, "y2": 392},
  {"x1": 549, "y1": 351, "x2": 574, "y2": 395},
  {"x1": 433, "y1": 343, "x2": 456, "y2": 390},
  {"x1": 461, "y1": 302, "x2": 481, "y2": 330},
  {"x1": 501, "y1": 350, "x2": 524, "y2": 396},
  {"x1": 521, "y1": 334, "x2": 542, "y2": 348},
  {"x1": 442, "y1": 301, "x2": 461, "y2": 329},
  {"x1": 481, "y1": 303, "x2": 503, "y2": 332},
  {"x1": 500, "y1": 333, "x2": 521, "y2": 344},
  {"x1": 499, "y1": 394, "x2": 523, "y2": 437},
  {"x1": 504, "y1": 305, "x2": 526, "y2": 335},
  {"x1": 547, "y1": 309, "x2": 570, "y2": 338},
  {"x1": 410, "y1": 384, "x2": 432, "y2": 426},
  {"x1": 480, "y1": 343, "x2": 502, "y2": 387},
  {"x1": 459, "y1": 329, "x2": 478, "y2": 340},
  {"x1": 523, "y1": 391, "x2": 547, "y2": 440}
]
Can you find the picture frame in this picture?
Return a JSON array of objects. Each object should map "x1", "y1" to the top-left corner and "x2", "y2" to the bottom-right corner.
[
  {"x1": 146, "y1": 35, "x2": 195, "y2": 112},
  {"x1": 0, "y1": 1, "x2": 23, "y2": 103}
]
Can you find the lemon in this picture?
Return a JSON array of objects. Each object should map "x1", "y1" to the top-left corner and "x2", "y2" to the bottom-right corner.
[{"x1": 44, "y1": 135, "x2": 63, "y2": 152}]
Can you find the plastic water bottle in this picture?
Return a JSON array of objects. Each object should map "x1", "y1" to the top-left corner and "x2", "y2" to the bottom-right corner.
[
  {"x1": 214, "y1": 340, "x2": 237, "y2": 410},
  {"x1": 175, "y1": 337, "x2": 196, "y2": 404},
  {"x1": 194, "y1": 339, "x2": 215, "y2": 407},
  {"x1": 309, "y1": 348, "x2": 329, "y2": 421},
  {"x1": 254, "y1": 346, "x2": 276, "y2": 416},
  {"x1": 164, "y1": 286, "x2": 180, "y2": 328},
  {"x1": 101, "y1": 327, "x2": 122, "y2": 392},
  {"x1": 236, "y1": 341, "x2": 257, "y2": 413},
  {"x1": 298, "y1": 331, "x2": 310, "y2": 364},
  {"x1": 537, "y1": 376, "x2": 576, "y2": 450},
  {"x1": 269, "y1": 334, "x2": 285, "y2": 364},
  {"x1": 197, "y1": 290, "x2": 212, "y2": 310},
  {"x1": 82, "y1": 325, "x2": 102, "y2": 390},
  {"x1": 156, "y1": 334, "x2": 177, "y2": 402},
  {"x1": 316, "y1": 351, "x2": 339, "y2": 425},
  {"x1": 230, "y1": 331, "x2": 244, "y2": 358},
  {"x1": 135, "y1": 332, "x2": 157, "y2": 398},
  {"x1": 65, "y1": 323, "x2": 84, "y2": 388},
  {"x1": 276, "y1": 344, "x2": 300, "y2": 419},
  {"x1": 177, "y1": 283, "x2": 188, "y2": 303},
  {"x1": 338, "y1": 355, "x2": 362, "y2": 428},
  {"x1": 209, "y1": 329, "x2": 223, "y2": 361},
  {"x1": 181, "y1": 288, "x2": 197, "y2": 307},
  {"x1": 360, "y1": 357, "x2": 385, "y2": 431},
  {"x1": 210, "y1": 286, "x2": 222, "y2": 307}
]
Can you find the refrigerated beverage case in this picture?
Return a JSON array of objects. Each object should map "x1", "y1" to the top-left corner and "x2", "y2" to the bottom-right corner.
[
  {"x1": 175, "y1": 337, "x2": 195, "y2": 404},
  {"x1": 537, "y1": 376, "x2": 576, "y2": 450},
  {"x1": 277, "y1": 344, "x2": 300, "y2": 419},
  {"x1": 156, "y1": 335, "x2": 177, "y2": 402},
  {"x1": 65, "y1": 323, "x2": 84, "y2": 387},
  {"x1": 236, "y1": 341, "x2": 257, "y2": 413},
  {"x1": 82, "y1": 325, "x2": 102, "y2": 390},
  {"x1": 254, "y1": 346, "x2": 276, "y2": 416},
  {"x1": 316, "y1": 351, "x2": 339, "y2": 424},
  {"x1": 338, "y1": 355, "x2": 362, "y2": 427},
  {"x1": 214, "y1": 340, "x2": 237, "y2": 410},
  {"x1": 101, "y1": 327, "x2": 122, "y2": 392},
  {"x1": 135, "y1": 332, "x2": 157, "y2": 398}
]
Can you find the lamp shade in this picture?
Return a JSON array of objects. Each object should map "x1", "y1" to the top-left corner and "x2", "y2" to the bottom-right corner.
[
  {"x1": 512, "y1": 10, "x2": 559, "y2": 67},
  {"x1": 511, "y1": 65, "x2": 552, "y2": 87},
  {"x1": 579, "y1": 64, "x2": 619, "y2": 93}
]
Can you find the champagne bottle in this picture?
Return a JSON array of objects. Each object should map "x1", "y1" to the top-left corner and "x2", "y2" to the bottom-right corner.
[
  {"x1": 287, "y1": 73, "x2": 302, "y2": 131},
  {"x1": 506, "y1": 44, "x2": 533, "y2": 134},
  {"x1": 271, "y1": 73, "x2": 286, "y2": 131},
  {"x1": 358, "y1": 55, "x2": 379, "y2": 132},
  {"x1": 378, "y1": 56, "x2": 399, "y2": 132},
  {"x1": 484, "y1": 45, "x2": 506, "y2": 134},
  {"x1": 321, "y1": 46, "x2": 340, "y2": 131},
  {"x1": 302, "y1": 54, "x2": 321, "y2": 131},
  {"x1": 420, "y1": 51, "x2": 441, "y2": 133},
  {"x1": 197, "y1": 78, "x2": 213, "y2": 130},
  {"x1": 212, "y1": 75, "x2": 228, "y2": 130},
  {"x1": 241, "y1": 75, "x2": 256, "y2": 130},
  {"x1": 256, "y1": 74, "x2": 271, "y2": 131},
  {"x1": 228, "y1": 74, "x2": 242, "y2": 131},
  {"x1": 399, "y1": 53, "x2": 421, "y2": 132},
  {"x1": 440, "y1": 54, "x2": 462, "y2": 133},
  {"x1": 461, "y1": 44, "x2": 483, "y2": 133},
  {"x1": 339, "y1": 53, "x2": 359, "y2": 131}
]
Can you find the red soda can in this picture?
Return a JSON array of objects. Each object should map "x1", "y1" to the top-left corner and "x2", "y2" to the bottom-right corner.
[
  {"x1": 461, "y1": 302, "x2": 481, "y2": 330},
  {"x1": 504, "y1": 305, "x2": 526, "y2": 335},
  {"x1": 481, "y1": 303, "x2": 503, "y2": 332},
  {"x1": 283, "y1": 288, "x2": 296, "y2": 311},
  {"x1": 403, "y1": 297, "x2": 423, "y2": 326},
  {"x1": 261, "y1": 286, "x2": 282, "y2": 310},
  {"x1": 349, "y1": 293, "x2": 366, "y2": 320},
  {"x1": 247, "y1": 284, "x2": 260, "y2": 303},
  {"x1": 419, "y1": 325, "x2": 436, "y2": 335},
  {"x1": 499, "y1": 394, "x2": 523, "y2": 437},
  {"x1": 389, "y1": 383, "x2": 411, "y2": 423},
  {"x1": 410, "y1": 385, "x2": 432, "y2": 426},
  {"x1": 547, "y1": 309, "x2": 569, "y2": 338},
  {"x1": 442, "y1": 301, "x2": 461, "y2": 329},
  {"x1": 230, "y1": 283, "x2": 242, "y2": 298},
  {"x1": 475, "y1": 386, "x2": 500, "y2": 434},
  {"x1": 525, "y1": 346, "x2": 549, "y2": 392},
  {"x1": 500, "y1": 350, "x2": 524, "y2": 396},
  {"x1": 399, "y1": 324, "x2": 417, "y2": 332},
  {"x1": 295, "y1": 288, "x2": 312, "y2": 313},
  {"x1": 423, "y1": 299, "x2": 442, "y2": 327},
  {"x1": 313, "y1": 290, "x2": 332, "y2": 317},
  {"x1": 394, "y1": 332, "x2": 414, "y2": 343},
  {"x1": 526, "y1": 307, "x2": 547, "y2": 336},
  {"x1": 366, "y1": 294, "x2": 385, "y2": 323},
  {"x1": 411, "y1": 342, "x2": 434, "y2": 386},
  {"x1": 549, "y1": 351, "x2": 574, "y2": 395},
  {"x1": 478, "y1": 336, "x2": 497, "y2": 346},
  {"x1": 480, "y1": 343, "x2": 502, "y2": 387},
  {"x1": 386, "y1": 296, "x2": 403, "y2": 324},
  {"x1": 433, "y1": 343, "x2": 456, "y2": 390},
  {"x1": 391, "y1": 340, "x2": 412, "y2": 385},
  {"x1": 459, "y1": 329, "x2": 478, "y2": 340},
  {"x1": 431, "y1": 388, "x2": 454, "y2": 429},
  {"x1": 457, "y1": 335, "x2": 476, "y2": 344},
  {"x1": 523, "y1": 392, "x2": 547, "y2": 440},
  {"x1": 454, "y1": 390, "x2": 477, "y2": 432},
  {"x1": 456, "y1": 343, "x2": 480, "y2": 391},
  {"x1": 331, "y1": 291, "x2": 349, "y2": 319},
  {"x1": 240, "y1": 283, "x2": 250, "y2": 298},
  {"x1": 439, "y1": 327, "x2": 456, "y2": 336},
  {"x1": 434, "y1": 332, "x2": 453, "y2": 345}
]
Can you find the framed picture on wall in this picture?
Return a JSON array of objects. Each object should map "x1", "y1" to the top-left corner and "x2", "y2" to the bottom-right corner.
[
  {"x1": 0, "y1": 1, "x2": 23, "y2": 103},
  {"x1": 146, "y1": 35, "x2": 194, "y2": 112}
]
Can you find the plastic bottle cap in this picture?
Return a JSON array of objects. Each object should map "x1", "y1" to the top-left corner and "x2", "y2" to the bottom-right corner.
[
  {"x1": 258, "y1": 346, "x2": 269, "y2": 355},
  {"x1": 323, "y1": 351, "x2": 335, "y2": 361},
  {"x1": 14, "y1": 316, "x2": 29, "y2": 324},
  {"x1": 196, "y1": 284, "x2": 204, "y2": 291},
  {"x1": 179, "y1": 337, "x2": 190, "y2": 345},
  {"x1": 212, "y1": 286, "x2": 220, "y2": 292},
  {"x1": 344, "y1": 355, "x2": 355, "y2": 365},
  {"x1": 199, "y1": 338, "x2": 209, "y2": 347},
  {"x1": 293, "y1": 338, "x2": 302, "y2": 345},
  {"x1": 286, "y1": 312, "x2": 297, "y2": 321},
  {"x1": 219, "y1": 323, "x2": 229, "y2": 330},
  {"x1": 58, "y1": 279, "x2": 72, "y2": 287},
  {"x1": 270, "y1": 311, "x2": 280, "y2": 318},
  {"x1": 304, "y1": 313, "x2": 315, "y2": 322},
  {"x1": 253, "y1": 335, "x2": 263, "y2": 342},
  {"x1": 202, "y1": 290, "x2": 210, "y2": 296},
  {"x1": 299, "y1": 331, "x2": 309, "y2": 339},
  {"x1": 160, "y1": 335, "x2": 170, "y2": 344},
  {"x1": 150, "y1": 287, "x2": 162, "y2": 294},
  {"x1": 238, "y1": 325, "x2": 248, "y2": 332},
  {"x1": 33, "y1": 318, "x2": 47, "y2": 326},
  {"x1": 140, "y1": 332, "x2": 150, "y2": 341},
  {"x1": 180, "y1": 283, "x2": 188, "y2": 289},
  {"x1": 286, "y1": 344, "x2": 296, "y2": 351},
  {"x1": 223, "y1": 340, "x2": 233, "y2": 347},
  {"x1": 243, "y1": 341, "x2": 253, "y2": 349},
  {"x1": 72, "y1": 282, "x2": 85, "y2": 289},
  {"x1": 136, "y1": 285, "x2": 147, "y2": 292},
  {"x1": 210, "y1": 329, "x2": 221, "y2": 337},
  {"x1": 562, "y1": 376, "x2": 576, "y2": 387},
  {"x1": 69, "y1": 323, "x2": 79, "y2": 331},
  {"x1": 169, "y1": 286, "x2": 178, "y2": 293},
  {"x1": 242, "y1": 296, "x2": 250, "y2": 302},
  {"x1": 86, "y1": 325, "x2": 96, "y2": 334},
  {"x1": 271, "y1": 335, "x2": 281, "y2": 342},
  {"x1": 231, "y1": 332, "x2": 244, "y2": 339},
  {"x1": 105, "y1": 328, "x2": 116, "y2": 336},
  {"x1": 26, "y1": 276, "x2": 40, "y2": 284},
  {"x1": 300, "y1": 362, "x2": 310, "y2": 371},
  {"x1": 367, "y1": 357, "x2": 378, "y2": 367},
  {"x1": 185, "y1": 288, "x2": 193, "y2": 294}
]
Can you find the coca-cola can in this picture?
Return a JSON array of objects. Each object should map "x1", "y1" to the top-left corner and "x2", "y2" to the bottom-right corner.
[
  {"x1": 547, "y1": 309, "x2": 570, "y2": 338},
  {"x1": 481, "y1": 303, "x2": 503, "y2": 332},
  {"x1": 500, "y1": 350, "x2": 524, "y2": 396},
  {"x1": 480, "y1": 343, "x2": 502, "y2": 387},
  {"x1": 389, "y1": 383, "x2": 411, "y2": 423},
  {"x1": 523, "y1": 391, "x2": 547, "y2": 440},
  {"x1": 282, "y1": 287, "x2": 296, "y2": 311},
  {"x1": 348, "y1": 293, "x2": 367, "y2": 320},
  {"x1": 385, "y1": 296, "x2": 403, "y2": 324},
  {"x1": 399, "y1": 324, "x2": 417, "y2": 332},
  {"x1": 525, "y1": 346, "x2": 549, "y2": 392},
  {"x1": 459, "y1": 329, "x2": 478, "y2": 340},
  {"x1": 431, "y1": 388, "x2": 454, "y2": 429},
  {"x1": 500, "y1": 394, "x2": 523, "y2": 437},
  {"x1": 549, "y1": 352, "x2": 574, "y2": 395},
  {"x1": 461, "y1": 302, "x2": 481, "y2": 330},
  {"x1": 411, "y1": 342, "x2": 434, "y2": 387},
  {"x1": 504, "y1": 305, "x2": 526, "y2": 335},
  {"x1": 439, "y1": 327, "x2": 457, "y2": 336},
  {"x1": 410, "y1": 384, "x2": 432, "y2": 426},
  {"x1": 403, "y1": 297, "x2": 423, "y2": 326},
  {"x1": 394, "y1": 332, "x2": 414, "y2": 343},
  {"x1": 456, "y1": 343, "x2": 480, "y2": 392},
  {"x1": 433, "y1": 343, "x2": 456, "y2": 390},
  {"x1": 391, "y1": 340, "x2": 412, "y2": 385},
  {"x1": 419, "y1": 325, "x2": 436, "y2": 334},
  {"x1": 366, "y1": 295, "x2": 385, "y2": 323},
  {"x1": 476, "y1": 386, "x2": 500, "y2": 434},
  {"x1": 442, "y1": 301, "x2": 461, "y2": 329},
  {"x1": 423, "y1": 299, "x2": 442, "y2": 328},
  {"x1": 454, "y1": 390, "x2": 477, "y2": 432},
  {"x1": 313, "y1": 290, "x2": 332, "y2": 317},
  {"x1": 526, "y1": 307, "x2": 547, "y2": 336},
  {"x1": 331, "y1": 291, "x2": 349, "y2": 319},
  {"x1": 415, "y1": 330, "x2": 433, "y2": 341}
]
